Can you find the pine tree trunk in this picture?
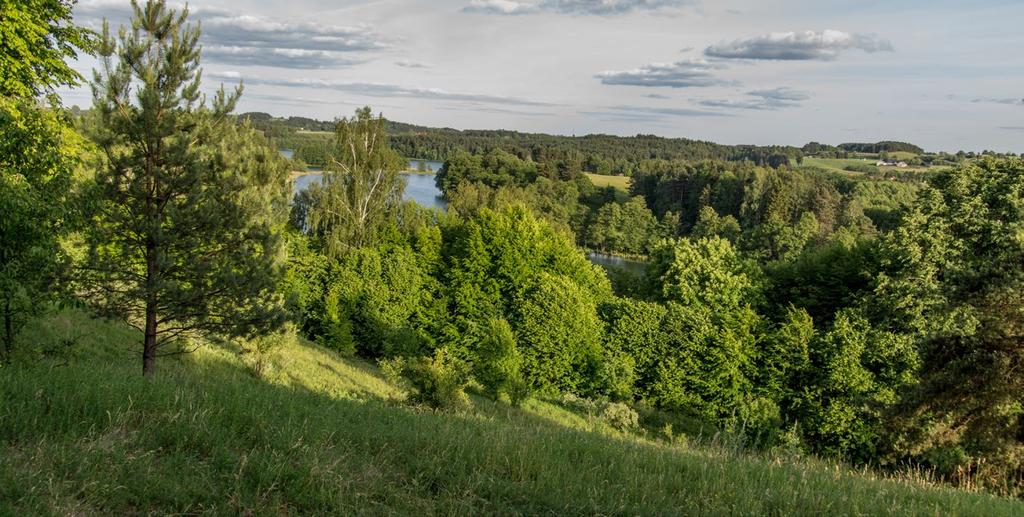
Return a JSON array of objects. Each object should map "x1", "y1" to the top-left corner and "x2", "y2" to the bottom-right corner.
[
  {"x1": 2, "y1": 299, "x2": 12, "y2": 364},
  {"x1": 143, "y1": 234, "x2": 158, "y2": 377},
  {"x1": 143, "y1": 302, "x2": 157, "y2": 377}
]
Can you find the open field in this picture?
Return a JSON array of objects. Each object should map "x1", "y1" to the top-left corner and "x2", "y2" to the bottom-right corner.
[
  {"x1": 801, "y1": 157, "x2": 937, "y2": 176},
  {"x1": 585, "y1": 173, "x2": 632, "y2": 199},
  {"x1": 1, "y1": 309, "x2": 1020, "y2": 515},
  {"x1": 802, "y1": 156, "x2": 880, "y2": 174}
]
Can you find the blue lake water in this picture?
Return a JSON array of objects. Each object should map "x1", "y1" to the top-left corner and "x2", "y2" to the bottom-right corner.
[
  {"x1": 292, "y1": 171, "x2": 447, "y2": 210},
  {"x1": 285, "y1": 151, "x2": 637, "y2": 271},
  {"x1": 408, "y1": 159, "x2": 444, "y2": 173},
  {"x1": 587, "y1": 252, "x2": 647, "y2": 275}
]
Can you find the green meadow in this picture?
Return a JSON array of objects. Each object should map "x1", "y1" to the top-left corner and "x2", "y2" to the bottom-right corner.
[{"x1": 1, "y1": 309, "x2": 1020, "y2": 516}]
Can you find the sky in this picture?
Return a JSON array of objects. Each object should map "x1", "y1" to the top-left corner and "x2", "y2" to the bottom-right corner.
[{"x1": 63, "y1": 0, "x2": 1024, "y2": 152}]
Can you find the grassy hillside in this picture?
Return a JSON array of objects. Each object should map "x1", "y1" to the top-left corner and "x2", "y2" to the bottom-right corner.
[{"x1": 1, "y1": 310, "x2": 1021, "y2": 515}]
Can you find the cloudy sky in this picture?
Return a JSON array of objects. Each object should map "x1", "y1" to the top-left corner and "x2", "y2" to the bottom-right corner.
[{"x1": 65, "y1": 0, "x2": 1024, "y2": 152}]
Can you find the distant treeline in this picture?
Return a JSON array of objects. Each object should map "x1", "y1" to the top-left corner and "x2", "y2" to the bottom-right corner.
[
  {"x1": 837, "y1": 141, "x2": 925, "y2": 154},
  {"x1": 241, "y1": 112, "x2": 944, "y2": 175}
]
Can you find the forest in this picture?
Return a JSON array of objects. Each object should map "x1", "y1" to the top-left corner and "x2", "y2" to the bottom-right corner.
[{"x1": 3, "y1": 1, "x2": 1024, "y2": 513}]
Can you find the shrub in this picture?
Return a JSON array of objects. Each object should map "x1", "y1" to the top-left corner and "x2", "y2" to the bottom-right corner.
[
  {"x1": 239, "y1": 323, "x2": 298, "y2": 379},
  {"x1": 380, "y1": 348, "x2": 472, "y2": 411},
  {"x1": 472, "y1": 317, "x2": 526, "y2": 403},
  {"x1": 601, "y1": 402, "x2": 640, "y2": 432}
]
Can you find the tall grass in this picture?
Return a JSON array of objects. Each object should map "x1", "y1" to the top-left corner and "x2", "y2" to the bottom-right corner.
[{"x1": 1, "y1": 310, "x2": 1020, "y2": 515}]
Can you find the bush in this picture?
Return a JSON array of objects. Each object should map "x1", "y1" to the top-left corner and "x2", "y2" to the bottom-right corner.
[
  {"x1": 472, "y1": 317, "x2": 527, "y2": 404},
  {"x1": 601, "y1": 402, "x2": 640, "y2": 432},
  {"x1": 843, "y1": 163, "x2": 878, "y2": 174},
  {"x1": 599, "y1": 298, "x2": 667, "y2": 399},
  {"x1": 561, "y1": 394, "x2": 640, "y2": 433},
  {"x1": 239, "y1": 323, "x2": 298, "y2": 379},
  {"x1": 380, "y1": 348, "x2": 472, "y2": 411}
]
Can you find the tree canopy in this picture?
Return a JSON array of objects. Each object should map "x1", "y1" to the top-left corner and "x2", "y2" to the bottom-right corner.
[{"x1": 0, "y1": 0, "x2": 94, "y2": 98}]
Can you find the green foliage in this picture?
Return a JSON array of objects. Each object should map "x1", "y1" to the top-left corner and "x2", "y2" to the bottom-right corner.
[
  {"x1": 630, "y1": 160, "x2": 900, "y2": 257},
  {"x1": 766, "y1": 237, "x2": 879, "y2": 324},
  {"x1": 758, "y1": 306, "x2": 814, "y2": 402},
  {"x1": 82, "y1": 1, "x2": 289, "y2": 375},
  {"x1": 0, "y1": 98, "x2": 79, "y2": 361},
  {"x1": 319, "y1": 244, "x2": 431, "y2": 358},
  {"x1": 238, "y1": 323, "x2": 298, "y2": 379},
  {"x1": 640, "y1": 237, "x2": 768, "y2": 423},
  {"x1": 445, "y1": 176, "x2": 583, "y2": 236},
  {"x1": 586, "y1": 196, "x2": 659, "y2": 255},
  {"x1": 445, "y1": 205, "x2": 611, "y2": 324},
  {"x1": 381, "y1": 347, "x2": 472, "y2": 411},
  {"x1": 442, "y1": 207, "x2": 611, "y2": 395},
  {"x1": 691, "y1": 206, "x2": 741, "y2": 243},
  {"x1": 652, "y1": 301, "x2": 762, "y2": 422},
  {"x1": 516, "y1": 272, "x2": 604, "y2": 395},
  {"x1": 795, "y1": 309, "x2": 919, "y2": 462},
  {"x1": 471, "y1": 317, "x2": 526, "y2": 404},
  {"x1": 649, "y1": 236, "x2": 761, "y2": 309},
  {"x1": 436, "y1": 149, "x2": 537, "y2": 194},
  {"x1": 838, "y1": 141, "x2": 924, "y2": 155},
  {"x1": 599, "y1": 297, "x2": 666, "y2": 399},
  {"x1": 601, "y1": 401, "x2": 641, "y2": 432},
  {"x1": 852, "y1": 180, "x2": 920, "y2": 231},
  {"x1": 308, "y1": 107, "x2": 406, "y2": 255},
  {"x1": 743, "y1": 211, "x2": 821, "y2": 262},
  {"x1": 0, "y1": 0, "x2": 94, "y2": 98},
  {"x1": 871, "y1": 158, "x2": 1024, "y2": 493},
  {"x1": 391, "y1": 127, "x2": 806, "y2": 175}
]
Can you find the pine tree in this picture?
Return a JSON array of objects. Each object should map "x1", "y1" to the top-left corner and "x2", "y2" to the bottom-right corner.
[{"x1": 83, "y1": 1, "x2": 289, "y2": 376}]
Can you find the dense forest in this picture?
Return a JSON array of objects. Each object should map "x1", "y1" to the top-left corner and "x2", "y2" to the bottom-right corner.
[
  {"x1": 242, "y1": 110, "x2": 1015, "y2": 176},
  {"x1": 4, "y1": 1, "x2": 1024, "y2": 511}
]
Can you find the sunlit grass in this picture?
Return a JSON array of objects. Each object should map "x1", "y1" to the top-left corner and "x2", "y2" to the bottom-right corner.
[
  {"x1": 585, "y1": 173, "x2": 631, "y2": 200},
  {"x1": 1, "y1": 309, "x2": 1020, "y2": 515}
]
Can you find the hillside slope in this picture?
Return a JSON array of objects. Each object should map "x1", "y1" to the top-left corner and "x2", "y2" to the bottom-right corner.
[{"x1": 1, "y1": 310, "x2": 1020, "y2": 516}]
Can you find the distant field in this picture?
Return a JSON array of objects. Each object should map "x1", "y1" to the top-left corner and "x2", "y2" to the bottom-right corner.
[
  {"x1": 585, "y1": 173, "x2": 631, "y2": 192},
  {"x1": 802, "y1": 156, "x2": 934, "y2": 175},
  {"x1": 802, "y1": 157, "x2": 878, "y2": 175},
  {"x1": 887, "y1": 151, "x2": 921, "y2": 161}
]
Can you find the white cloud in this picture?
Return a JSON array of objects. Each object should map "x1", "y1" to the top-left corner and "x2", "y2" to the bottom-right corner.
[
  {"x1": 596, "y1": 59, "x2": 729, "y2": 88},
  {"x1": 698, "y1": 87, "x2": 811, "y2": 110},
  {"x1": 463, "y1": 0, "x2": 689, "y2": 16},
  {"x1": 395, "y1": 60, "x2": 434, "y2": 69},
  {"x1": 704, "y1": 30, "x2": 893, "y2": 61},
  {"x1": 972, "y1": 97, "x2": 1024, "y2": 106},
  {"x1": 74, "y1": 1, "x2": 386, "y2": 69},
  {"x1": 209, "y1": 73, "x2": 555, "y2": 107}
]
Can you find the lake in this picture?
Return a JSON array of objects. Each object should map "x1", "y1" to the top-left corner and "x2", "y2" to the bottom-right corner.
[
  {"x1": 587, "y1": 252, "x2": 648, "y2": 275},
  {"x1": 289, "y1": 155, "x2": 641, "y2": 272},
  {"x1": 408, "y1": 159, "x2": 444, "y2": 173},
  {"x1": 292, "y1": 169, "x2": 447, "y2": 210}
]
